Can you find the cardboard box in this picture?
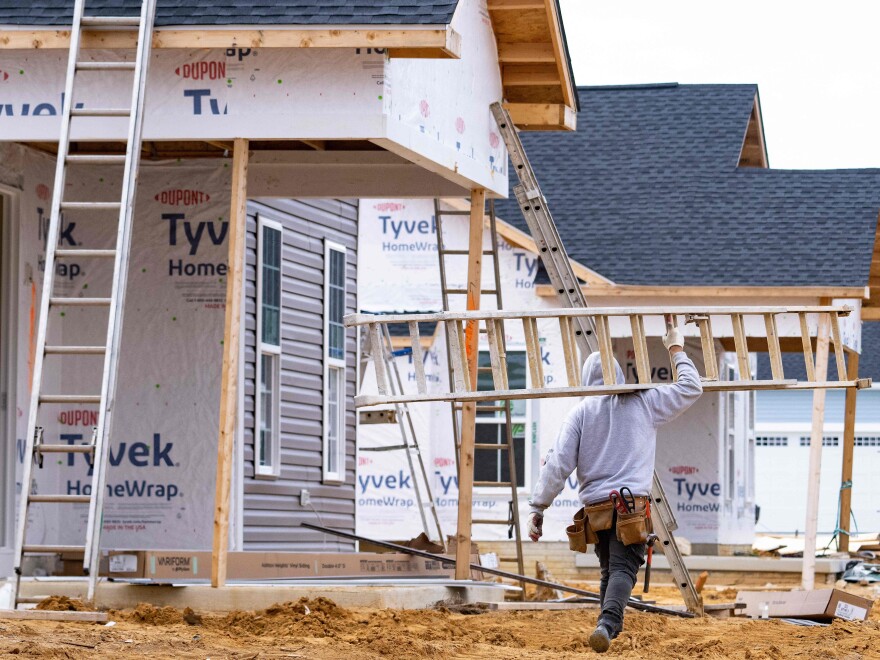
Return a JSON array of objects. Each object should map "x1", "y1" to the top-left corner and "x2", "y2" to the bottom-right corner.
[
  {"x1": 228, "y1": 552, "x2": 318, "y2": 580},
  {"x1": 736, "y1": 589, "x2": 873, "y2": 621},
  {"x1": 107, "y1": 550, "x2": 212, "y2": 580}
]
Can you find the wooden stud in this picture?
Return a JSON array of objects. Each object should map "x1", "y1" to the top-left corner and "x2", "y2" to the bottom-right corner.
[
  {"x1": 764, "y1": 314, "x2": 784, "y2": 380},
  {"x1": 802, "y1": 305, "x2": 831, "y2": 591},
  {"x1": 212, "y1": 138, "x2": 248, "y2": 589},
  {"x1": 370, "y1": 323, "x2": 389, "y2": 396},
  {"x1": 523, "y1": 317, "x2": 544, "y2": 388},
  {"x1": 408, "y1": 320, "x2": 427, "y2": 394},
  {"x1": 829, "y1": 313, "x2": 847, "y2": 381},
  {"x1": 455, "y1": 189, "x2": 486, "y2": 581},
  {"x1": 731, "y1": 314, "x2": 751, "y2": 381},
  {"x1": 485, "y1": 318, "x2": 505, "y2": 390},
  {"x1": 496, "y1": 319, "x2": 509, "y2": 390},
  {"x1": 838, "y1": 351, "x2": 860, "y2": 552},
  {"x1": 697, "y1": 317, "x2": 719, "y2": 381},
  {"x1": 629, "y1": 315, "x2": 651, "y2": 384},
  {"x1": 799, "y1": 313, "x2": 816, "y2": 382},
  {"x1": 559, "y1": 316, "x2": 579, "y2": 386},
  {"x1": 445, "y1": 320, "x2": 467, "y2": 393}
]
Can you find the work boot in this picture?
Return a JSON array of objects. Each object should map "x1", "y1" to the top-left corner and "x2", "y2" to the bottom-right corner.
[{"x1": 588, "y1": 623, "x2": 611, "y2": 653}]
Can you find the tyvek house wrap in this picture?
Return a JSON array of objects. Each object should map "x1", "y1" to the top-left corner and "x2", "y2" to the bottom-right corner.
[{"x1": 12, "y1": 144, "x2": 230, "y2": 550}]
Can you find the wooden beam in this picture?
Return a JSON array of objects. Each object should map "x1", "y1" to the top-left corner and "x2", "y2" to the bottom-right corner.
[
  {"x1": 537, "y1": 283, "x2": 870, "y2": 299},
  {"x1": 0, "y1": 26, "x2": 462, "y2": 58},
  {"x1": 503, "y1": 64, "x2": 561, "y2": 86},
  {"x1": 862, "y1": 307, "x2": 880, "y2": 320},
  {"x1": 212, "y1": 138, "x2": 249, "y2": 588},
  {"x1": 838, "y1": 351, "x2": 859, "y2": 552},
  {"x1": 802, "y1": 306, "x2": 830, "y2": 591},
  {"x1": 541, "y1": 0, "x2": 577, "y2": 108},
  {"x1": 503, "y1": 102, "x2": 576, "y2": 131},
  {"x1": 497, "y1": 42, "x2": 556, "y2": 63},
  {"x1": 488, "y1": 0, "x2": 546, "y2": 8},
  {"x1": 0, "y1": 610, "x2": 108, "y2": 622},
  {"x1": 455, "y1": 189, "x2": 486, "y2": 581}
]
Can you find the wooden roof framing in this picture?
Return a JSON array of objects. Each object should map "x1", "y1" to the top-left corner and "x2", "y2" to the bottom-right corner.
[
  {"x1": 487, "y1": 0, "x2": 578, "y2": 130},
  {"x1": 738, "y1": 93, "x2": 769, "y2": 168},
  {"x1": 864, "y1": 212, "x2": 880, "y2": 320}
]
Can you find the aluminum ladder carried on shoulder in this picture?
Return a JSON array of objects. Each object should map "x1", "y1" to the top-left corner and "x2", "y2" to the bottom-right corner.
[
  {"x1": 10, "y1": 0, "x2": 157, "y2": 608},
  {"x1": 358, "y1": 324, "x2": 444, "y2": 544},
  {"x1": 489, "y1": 102, "x2": 702, "y2": 614},
  {"x1": 434, "y1": 198, "x2": 526, "y2": 595}
]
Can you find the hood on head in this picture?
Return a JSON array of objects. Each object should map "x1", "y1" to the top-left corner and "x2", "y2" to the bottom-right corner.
[{"x1": 581, "y1": 352, "x2": 625, "y2": 386}]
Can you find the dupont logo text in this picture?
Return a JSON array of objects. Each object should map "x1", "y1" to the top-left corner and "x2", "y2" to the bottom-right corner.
[
  {"x1": 155, "y1": 189, "x2": 211, "y2": 206},
  {"x1": 175, "y1": 61, "x2": 226, "y2": 81}
]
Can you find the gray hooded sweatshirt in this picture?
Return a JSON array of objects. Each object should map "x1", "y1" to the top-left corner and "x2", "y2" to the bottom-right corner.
[{"x1": 529, "y1": 350, "x2": 703, "y2": 515}]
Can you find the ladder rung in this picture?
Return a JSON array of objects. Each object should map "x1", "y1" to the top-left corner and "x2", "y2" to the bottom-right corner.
[
  {"x1": 360, "y1": 445, "x2": 409, "y2": 452},
  {"x1": 438, "y1": 210, "x2": 471, "y2": 216},
  {"x1": 444, "y1": 288, "x2": 498, "y2": 295},
  {"x1": 28, "y1": 495, "x2": 91, "y2": 504},
  {"x1": 76, "y1": 61, "x2": 136, "y2": 71},
  {"x1": 474, "y1": 481, "x2": 512, "y2": 488},
  {"x1": 55, "y1": 249, "x2": 117, "y2": 258},
  {"x1": 66, "y1": 154, "x2": 127, "y2": 164},
  {"x1": 472, "y1": 519, "x2": 511, "y2": 525},
  {"x1": 39, "y1": 395, "x2": 101, "y2": 404},
  {"x1": 474, "y1": 443, "x2": 508, "y2": 450},
  {"x1": 71, "y1": 107, "x2": 130, "y2": 117},
  {"x1": 60, "y1": 201, "x2": 122, "y2": 211},
  {"x1": 37, "y1": 444, "x2": 95, "y2": 454},
  {"x1": 498, "y1": 557, "x2": 520, "y2": 562},
  {"x1": 22, "y1": 544, "x2": 85, "y2": 554},
  {"x1": 81, "y1": 16, "x2": 141, "y2": 27},
  {"x1": 49, "y1": 297, "x2": 111, "y2": 306},
  {"x1": 44, "y1": 345, "x2": 106, "y2": 355}
]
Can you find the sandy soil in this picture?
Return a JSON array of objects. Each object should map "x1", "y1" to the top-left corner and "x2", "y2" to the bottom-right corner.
[{"x1": 1, "y1": 589, "x2": 879, "y2": 659}]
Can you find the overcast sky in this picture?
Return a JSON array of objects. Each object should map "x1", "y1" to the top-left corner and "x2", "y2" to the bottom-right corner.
[{"x1": 559, "y1": 0, "x2": 880, "y2": 170}]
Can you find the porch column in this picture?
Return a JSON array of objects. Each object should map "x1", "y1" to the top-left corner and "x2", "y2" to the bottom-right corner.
[
  {"x1": 837, "y1": 350, "x2": 860, "y2": 552},
  {"x1": 455, "y1": 188, "x2": 486, "y2": 580},
  {"x1": 212, "y1": 138, "x2": 249, "y2": 587},
  {"x1": 802, "y1": 306, "x2": 830, "y2": 590}
]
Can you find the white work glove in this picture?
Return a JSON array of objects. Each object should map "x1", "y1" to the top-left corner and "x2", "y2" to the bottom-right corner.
[
  {"x1": 528, "y1": 512, "x2": 544, "y2": 542},
  {"x1": 663, "y1": 326, "x2": 684, "y2": 351}
]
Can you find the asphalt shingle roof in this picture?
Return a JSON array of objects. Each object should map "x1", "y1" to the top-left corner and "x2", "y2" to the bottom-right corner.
[
  {"x1": 757, "y1": 321, "x2": 880, "y2": 382},
  {"x1": 495, "y1": 83, "x2": 880, "y2": 287},
  {"x1": 0, "y1": 1, "x2": 460, "y2": 26}
]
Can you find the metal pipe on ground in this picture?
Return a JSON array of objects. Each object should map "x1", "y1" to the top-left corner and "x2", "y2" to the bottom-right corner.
[{"x1": 300, "y1": 522, "x2": 694, "y2": 618}]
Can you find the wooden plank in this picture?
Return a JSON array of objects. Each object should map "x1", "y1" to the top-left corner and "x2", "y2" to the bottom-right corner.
[
  {"x1": 485, "y1": 318, "x2": 505, "y2": 390},
  {"x1": 477, "y1": 601, "x2": 599, "y2": 611},
  {"x1": 763, "y1": 314, "x2": 784, "y2": 380},
  {"x1": 0, "y1": 610, "x2": 108, "y2": 622},
  {"x1": 455, "y1": 189, "x2": 486, "y2": 581},
  {"x1": 838, "y1": 351, "x2": 859, "y2": 552},
  {"x1": 802, "y1": 305, "x2": 830, "y2": 591},
  {"x1": 829, "y1": 313, "x2": 847, "y2": 381},
  {"x1": 502, "y1": 64, "x2": 561, "y2": 86},
  {"x1": 1, "y1": 27, "x2": 462, "y2": 58},
  {"x1": 495, "y1": 319, "x2": 509, "y2": 390},
  {"x1": 497, "y1": 41, "x2": 556, "y2": 63},
  {"x1": 488, "y1": 0, "x2": 546, "y2": 9},
  {"x1": 535, "y1": 284, "x2": 870, "y2": 299},
  {"x1": 558, "y1": 316, "x2": 579, "y2": 386},
  {"x1": 503, "y1": 102, "x2": 576, "y2": 131},
  {"x1": 522, "y1": 317, "x2": 544, "y2": 388},
  {"x1": 445, "y1": 320, "x2": 467, "y2": 393},
  {"x1": 408, "y1": 320, "x2": 427, "y2": 394},
  {"x1": 630, "y1": 315, "x2": 651, "y2": 384},
  {"x1": 731, "y1": 314, "x2": 751, "y2": 381},
  {"x1": 594, "y1": 315, "x2": 616, "y2": 385},
  {"x1": 541, "y1": 0, "x2": 577, "y2": 108},
  {"x1": 369, "y1": 323, "x2": 389, "y2": 396},
  {"x1": 799, "y1": 313, "x2": 816, "y2": 382},
  {"x1": 212, "y1": 138, "x2": 248, "y2": 589},
  {"x1": 697, "y1": 317, "x2": 718, "y2": 381}
]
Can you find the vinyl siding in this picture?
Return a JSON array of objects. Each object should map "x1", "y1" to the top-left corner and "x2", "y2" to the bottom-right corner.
[{"x1": 242, "y1": 198, "x2": 358, "y2": 551}]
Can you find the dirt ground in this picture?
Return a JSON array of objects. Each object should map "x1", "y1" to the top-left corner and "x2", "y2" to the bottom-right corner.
[{"x1": 1, "y1": 586, "x2": 879, "y2": 659}]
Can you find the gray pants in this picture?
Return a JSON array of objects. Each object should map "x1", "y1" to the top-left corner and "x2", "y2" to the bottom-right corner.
[{"x1": 594, "y1": 527, "x2": 646, "y2": 637}]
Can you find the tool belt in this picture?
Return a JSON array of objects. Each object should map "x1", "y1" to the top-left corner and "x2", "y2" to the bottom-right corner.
[{"x1": 566, "y1": 497, "x2": 652, "y2": 552}]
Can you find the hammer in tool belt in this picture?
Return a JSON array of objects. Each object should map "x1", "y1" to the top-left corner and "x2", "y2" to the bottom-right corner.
[{"x1": 644, "y1": 498, "x2": 657, "y2": 592}]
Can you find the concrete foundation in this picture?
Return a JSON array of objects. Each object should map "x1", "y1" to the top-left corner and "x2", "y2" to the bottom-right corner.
[{"x1": 6, "y1": 578, "x2": 514, "y2": 612}]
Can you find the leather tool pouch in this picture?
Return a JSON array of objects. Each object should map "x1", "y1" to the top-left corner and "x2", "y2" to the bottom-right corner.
[
  {"x1": 585, "y1": 501, "x2": 615, "y2": 533},
  {"x1": 615, "y1": 499, "x2": 651, "y2": 546},
  {"x1": 566, "y1": 507, "x2": 598, "y2": 552}
]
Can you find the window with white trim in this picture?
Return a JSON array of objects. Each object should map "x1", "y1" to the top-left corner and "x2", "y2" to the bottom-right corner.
[
  {"x1": 255, "y1": 216, "x2": 282, "y2": 477},
  {"x1": 323, "y1": 241, "x2": 347, "y2": 483},
  {"x1": 799, "y1": 436, "x2": 839, "y2": 447},
  {"x1": 855, "y1": 436, "x2": 880, "y2": 447},
  {"x1": 755, "y1": 436, "x2": 788, "y2": 447}
]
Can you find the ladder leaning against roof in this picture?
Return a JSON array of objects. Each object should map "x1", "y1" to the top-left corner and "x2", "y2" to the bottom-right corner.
[{"x1": 10, "y1": 0, "x2": 158, "y2": 610}]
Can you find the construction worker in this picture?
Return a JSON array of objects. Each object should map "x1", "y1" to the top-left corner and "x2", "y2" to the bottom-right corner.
[{"x1": 526, "y1": 323, "x2": 702, "y2": 653}]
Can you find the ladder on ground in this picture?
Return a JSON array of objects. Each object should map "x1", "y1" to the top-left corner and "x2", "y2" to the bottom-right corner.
[
  {"x1": 434, "y1": 199, "x2": 527, "y2": 592},
  {"x1": 10, "y1": 0, "x2": 157, "y2": 608},
  {"x1": 359, "y1": 324, "x2": 444, "y2": 544}
]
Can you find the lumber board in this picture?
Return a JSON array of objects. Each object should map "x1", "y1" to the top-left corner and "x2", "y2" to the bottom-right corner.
[
  {"x1": 477, "y1": 601, "x2": 599, "y2": 611},
  {"x1": 838, "y1": 351, "x2": 859, "y2": 552},
  {"x1": 0, "y1": 27, "x2": 462, "y2": 58},
  {"x1": 212, "y1": 138, "x2": 248, "y2": 588},
  {"x1": 503, "y1": 102, "x2": 576, "y2": 130},
  {"x1": 540, "y1": 0, "x2": 576, "y2": 108},
  {"x1": 536, "y1": 284, "x2": 870, "y2": 299},
  {"x1": 0, "y1": 609, "x2": 108, "y2": 622},
  {"x1": 496, "y1": 41, "x2": 555, "y2": 63}
]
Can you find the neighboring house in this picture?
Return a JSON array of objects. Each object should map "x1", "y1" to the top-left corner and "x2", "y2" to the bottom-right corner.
[
  {"x1": 358, "y1": 83, "x2": 880, "y2": 560},
  {"x1": 0, "y1": 0, "x2": 577, "y2": 577},
  {"x1": 754, "y1": 322, "x2": 880, "y2": 537}
]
